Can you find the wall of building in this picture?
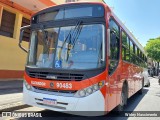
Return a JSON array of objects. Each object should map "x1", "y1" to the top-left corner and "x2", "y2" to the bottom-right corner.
[{"x1": 0, "y1": 2, "x2": 30, "y2": 79}]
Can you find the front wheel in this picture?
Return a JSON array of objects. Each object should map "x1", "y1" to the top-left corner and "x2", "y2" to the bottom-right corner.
[
  {"x1": 145, "y1": 82, "x2": 150, "y2": 87},
  {"x1": 116, "y1": 84, "x2": 127, "y2": 112}
]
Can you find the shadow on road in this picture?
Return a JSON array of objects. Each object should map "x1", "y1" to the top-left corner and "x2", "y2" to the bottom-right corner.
[
  {"x1": 105, "y1": 88, "x2": 149, "y2": 120},
  {"x1": 155, "y1": 92, "x2": 160, "y2": 97}
]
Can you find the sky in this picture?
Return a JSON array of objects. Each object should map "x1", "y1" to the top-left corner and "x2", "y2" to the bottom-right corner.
[{"x1": 104, "y1": 0, "x2": 160, "y2": 47}]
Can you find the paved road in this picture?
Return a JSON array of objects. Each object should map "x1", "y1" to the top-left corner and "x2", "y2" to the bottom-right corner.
[
  {"x1": 0, "y1": 80, "x2": 24, "y2": 111},
  {"x1": 1, "y1": 77, "x2": 160, "y2": 120},
  {"x1": 0, "y1": 80, "x2": 23, "y2": 95}
]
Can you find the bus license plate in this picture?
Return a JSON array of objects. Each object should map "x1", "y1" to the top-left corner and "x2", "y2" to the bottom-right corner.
[{"x1": 43, "y1": 98, "x2": 57, "y2": 106}]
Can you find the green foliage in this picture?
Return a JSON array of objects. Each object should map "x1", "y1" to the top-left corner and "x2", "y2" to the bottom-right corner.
[{"x1": 145, "y1": 37, "x2": 160, "y2": 62}]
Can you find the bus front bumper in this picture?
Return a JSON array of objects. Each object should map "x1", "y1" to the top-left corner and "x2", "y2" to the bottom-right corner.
[{"x1": 23, "y1": 84, "x2": 105, "y2": 116}]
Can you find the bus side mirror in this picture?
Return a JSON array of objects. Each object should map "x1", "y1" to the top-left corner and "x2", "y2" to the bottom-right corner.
[{"x1": 19, "y1": 25, "x2": 30, "y2": 53}]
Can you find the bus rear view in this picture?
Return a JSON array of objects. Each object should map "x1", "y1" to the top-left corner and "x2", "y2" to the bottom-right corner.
[{"x1": 22, "y1": 2, "x2": 107, "y2": 116}]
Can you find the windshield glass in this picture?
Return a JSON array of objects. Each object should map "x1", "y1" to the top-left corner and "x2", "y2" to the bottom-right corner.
[{"x1": 27, "y1": 24, "x2": 105, "y2": 70}]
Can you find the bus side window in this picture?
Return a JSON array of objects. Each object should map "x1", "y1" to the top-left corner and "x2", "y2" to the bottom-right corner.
[{"x1": 109, "y1": 18, "x2": 120, "y2": 75}]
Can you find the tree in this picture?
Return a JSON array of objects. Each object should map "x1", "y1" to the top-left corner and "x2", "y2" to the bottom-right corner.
[{"x1": 145, "y1": 37, "x2": 160, "y2": 75}]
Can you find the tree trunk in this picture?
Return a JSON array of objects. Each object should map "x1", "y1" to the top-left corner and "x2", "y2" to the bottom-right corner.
[{"x1": 158, "y1": 62, "x2": 159, "y2": 75}]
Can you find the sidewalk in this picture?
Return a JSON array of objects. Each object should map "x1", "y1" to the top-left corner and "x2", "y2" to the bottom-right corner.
[
  {"x1": 0, "y1": 93, "x2": 23, "y2": 110},
  {"x1": 0, "y1": 79, "x2": 29, "y2": 111}
]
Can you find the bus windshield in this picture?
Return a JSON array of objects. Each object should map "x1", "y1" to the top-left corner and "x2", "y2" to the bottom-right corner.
[{"x1": 27, "y1": 24, "x2": 105, "y2": 70}]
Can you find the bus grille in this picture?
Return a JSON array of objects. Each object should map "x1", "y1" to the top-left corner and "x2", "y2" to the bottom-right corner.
[
  {"x1": 34, "y1": 86, "x2": 77, "y2": 94},
  {"x1": 28, "y1": 71, "x2": 84, "y2": 81},
  {"x1": 33, "y1": 86, "x2": 77, "y2": 97}
]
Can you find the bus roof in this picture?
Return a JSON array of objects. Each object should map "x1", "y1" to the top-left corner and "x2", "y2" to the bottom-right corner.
[{"x1": 32, "y1": 1, "x2": 146, "y2": 55}]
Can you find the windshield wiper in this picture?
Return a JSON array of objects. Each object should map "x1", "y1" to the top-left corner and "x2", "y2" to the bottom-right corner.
[
  {"x1": 66, "y1": 20, "x2": 83, "y2": 61},
  {"x1": 58, "y1": 20, "x2": 83, "y2": 61},
  {"x1": 71, "y1": 21, "x2": 83, "y2": 49}
]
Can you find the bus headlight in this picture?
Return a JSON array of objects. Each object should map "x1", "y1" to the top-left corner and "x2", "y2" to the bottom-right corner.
[
  {"x1": 75, "y1": 80, "x2": 105, "y2": 97},
  {"x1": 79, "y1": 90, "x2": 86, "y2": 97},
  {"x1": 86, "y1": 87, "x2": 93, "y2": 94},
  {"x1": 93, "y1": 84, "x2": 99, "y2": 90},
  {"x1": 24, "y1": 80, "x2": 32, "y2": 91}
]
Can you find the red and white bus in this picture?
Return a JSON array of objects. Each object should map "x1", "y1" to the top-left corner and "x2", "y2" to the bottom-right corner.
[{"x1": 19, "y1": 2, "x2": 147, "y2": 116}]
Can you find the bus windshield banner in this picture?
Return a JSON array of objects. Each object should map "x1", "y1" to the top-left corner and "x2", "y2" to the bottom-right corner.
[{"x1": 38, "y1": 5, "x2": 104, "y2": 22}]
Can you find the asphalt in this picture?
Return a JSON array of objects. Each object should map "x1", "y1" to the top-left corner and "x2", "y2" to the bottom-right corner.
[
  {"x1": 0, "y1": 80, "x2": 23, "y2": 95},
  {"x1": 0, "y1": 79, "x2": 30, "y2": 112},
  {"x1": 0, "y1": 77, "x2": 160, "y2": 120},
  {"x1": 1, "y1": 77, "x2": 159, "y2": 120}
]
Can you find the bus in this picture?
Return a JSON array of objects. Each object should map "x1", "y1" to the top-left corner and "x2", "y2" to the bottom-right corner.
[{"x1": 19, "y1": 2, "x2": 148, "y2": 116}]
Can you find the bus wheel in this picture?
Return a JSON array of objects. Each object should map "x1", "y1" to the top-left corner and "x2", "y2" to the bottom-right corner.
[
  {"x1": 138, "y1": 79, "x2": 144, "y2": 95},
  {"x1": 116, "y1": 84, "x2": 127, "y2": 112},
  {"x1": 147, "y1": 82, "x2": 150, "y2": 87}
]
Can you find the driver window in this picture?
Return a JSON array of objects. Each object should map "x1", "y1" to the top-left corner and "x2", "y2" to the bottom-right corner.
[
  {"x1": 109, "y1": 18, "x2": 120, "y2": 75},
  {"x1": 36, "y1": 28, "x2": 58, "y2": 68}
]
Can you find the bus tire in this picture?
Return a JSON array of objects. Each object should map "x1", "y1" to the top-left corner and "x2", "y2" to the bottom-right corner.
[
  {"x1": 116, "y1": 84, "x2": 127, "y2": 113},
  {"x1": 147, "y1": 82, "x2": 150, "y2": 87}
]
